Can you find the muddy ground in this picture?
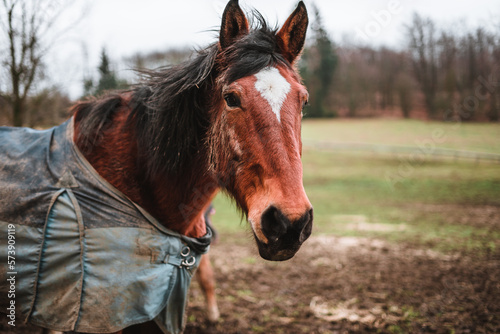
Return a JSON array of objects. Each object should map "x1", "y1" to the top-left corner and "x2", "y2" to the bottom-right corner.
[
  {"x1": 2, "y1": 234, "x2": 498, "y2": 334},
  {"x1": 185, "y1": 234, "x2": 500, "y2": 334}
]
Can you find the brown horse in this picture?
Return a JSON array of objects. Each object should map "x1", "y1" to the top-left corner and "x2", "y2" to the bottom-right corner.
[
  {"x1": 80, "y1": 1, "x2": 310, "y2": 332},
  {"x1": 74, "y1": 0, "x2": 311, "y2": 260},
  {"x1": 42, "y1": 0, "x2": 311, "y2": 333}
]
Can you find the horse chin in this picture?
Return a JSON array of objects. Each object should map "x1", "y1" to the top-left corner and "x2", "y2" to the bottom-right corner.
[{"x1": 253, "y1": 234, "x2": 302, "y2": 261}]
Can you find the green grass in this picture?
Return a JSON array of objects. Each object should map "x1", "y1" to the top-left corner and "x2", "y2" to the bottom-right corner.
[
  {"x1": 211, "y1": 119, "x2": 500, "y2": 254},
  {"x1": 302, "y1": 118, "x2": 500, "y2": 154},
  {"x1": 211, "y1": 194, "x2": 245, "y2": 234},
  {"x1": 302, "y1": 150, "x2": 500, "y2": 253}
]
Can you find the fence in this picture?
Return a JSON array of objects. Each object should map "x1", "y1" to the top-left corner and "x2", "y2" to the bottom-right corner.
[{"x1": 303, "y1": 140, "x2": 500, "y2": 164}]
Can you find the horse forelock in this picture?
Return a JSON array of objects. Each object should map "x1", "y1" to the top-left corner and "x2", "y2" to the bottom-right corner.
[{"x1": 218, "y1": 19, "x2": 291, "y2": 85}]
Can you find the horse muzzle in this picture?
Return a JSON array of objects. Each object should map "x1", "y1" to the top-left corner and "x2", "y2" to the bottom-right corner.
[{"x1": 253, "y1": 206, "x2": 313, "y2": 261}]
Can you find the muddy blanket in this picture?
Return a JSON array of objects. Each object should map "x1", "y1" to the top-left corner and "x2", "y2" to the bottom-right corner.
[{"x1": 0, "y1": 118, "x2": 211, "y2": 334}]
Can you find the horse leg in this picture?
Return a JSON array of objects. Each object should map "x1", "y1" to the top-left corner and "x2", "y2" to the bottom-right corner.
[{"x1": 196, "y1": 253, "x2": 220, "y2": 322}]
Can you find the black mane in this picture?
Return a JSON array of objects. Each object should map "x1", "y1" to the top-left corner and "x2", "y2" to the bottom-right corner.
[
  {"x1": 130, "y1": 45, "x2": 218, "y2": 180},
  {"x1": 76, "y1": 14, "x2": 291, "y2": 181}
]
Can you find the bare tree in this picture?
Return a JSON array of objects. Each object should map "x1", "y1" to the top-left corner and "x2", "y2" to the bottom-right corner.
[
  {"x1": 0, "y1": 0, "x2": 72, "y2": 126},
  {"x1": 406, "y1": 13, "x2": 438, "y2": 118},
  {"x1": 437, "y1": 30, "x2": 458, "y2": 117},
  {"x1": 378, "y1": 47, "x2": 406, "y2": 110}
]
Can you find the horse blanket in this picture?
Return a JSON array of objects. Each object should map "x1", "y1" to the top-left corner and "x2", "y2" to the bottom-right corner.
[{"x1": 0, "y1": 118, "x2": 211, "y2": 334}]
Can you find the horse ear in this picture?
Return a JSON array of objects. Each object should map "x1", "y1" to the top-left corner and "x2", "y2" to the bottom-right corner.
[
  {"x1": 277, "y1": 1, "x2": 309, "y2": 64},
  {"x1": 220, "y1": 0, "x2": 249, "y2": 49}
]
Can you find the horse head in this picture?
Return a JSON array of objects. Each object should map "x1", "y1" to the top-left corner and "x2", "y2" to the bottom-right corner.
[{"x1": 210, "y1": 0, "x2": 312, "y2": 261}]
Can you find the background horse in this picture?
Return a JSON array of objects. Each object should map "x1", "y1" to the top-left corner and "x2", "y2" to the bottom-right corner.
[{"x1": 1, "y1": 0, "x2": 311, "y2": 333}]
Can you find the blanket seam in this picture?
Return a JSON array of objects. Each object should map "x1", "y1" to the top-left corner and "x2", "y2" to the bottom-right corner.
[
  {"x1": 25, "y1": 188, "x2": 66, "y2": 324},
  {"x1": 66, "y1": 189, "x2": 86, "y2": 330}
]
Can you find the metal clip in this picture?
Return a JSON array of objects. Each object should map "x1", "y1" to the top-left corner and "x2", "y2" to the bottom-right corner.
[
  {"x1": 180, "y1": 246, "x2": 190, "y2": 257},
  {"x1": 182, "y1": 256, "x2": 196, "y2": 267},
  {"x1": 179, "y1": 246, "x2": 196, "y2": 268}
]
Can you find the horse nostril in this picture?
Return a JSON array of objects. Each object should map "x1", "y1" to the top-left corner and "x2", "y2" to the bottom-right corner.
[
  {"x1": 261, "y1": 206, "x2": 289, "y2": 242},
  {"x1": 299, "y1": 208, "x2": 313, "y2": 243},
  {"x1": 260, "y1": 206, "x2": 313, "y2": 244}
]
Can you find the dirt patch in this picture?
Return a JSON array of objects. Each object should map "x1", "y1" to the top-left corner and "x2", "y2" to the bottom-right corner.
[
  {"x1": 185, "y1": 234, "x2": 500, "y2": 334},
  {"x1": 1, "y1": 235, "x2": 498, "y2": 334}
]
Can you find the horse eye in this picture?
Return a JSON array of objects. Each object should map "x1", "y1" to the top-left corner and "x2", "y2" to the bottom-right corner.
[
  {"x1": 302, "y1": 100, "x2": 309, "y2": 110},
  {"x1": 224, "y1": 93, "x2": 241, "y2": 108}
]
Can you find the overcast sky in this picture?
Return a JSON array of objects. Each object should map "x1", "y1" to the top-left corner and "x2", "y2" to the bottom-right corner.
[{"x1": 46, "y1": 0, "x2": 499, "y2": 99}]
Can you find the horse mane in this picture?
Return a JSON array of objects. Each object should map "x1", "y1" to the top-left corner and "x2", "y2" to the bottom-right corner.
[
  {"x1": 130, "y1": 45, "x2": 218, "y2": 181},
  {"x1": 74, "y1": 12, "x2": 291, "y2": 182}
]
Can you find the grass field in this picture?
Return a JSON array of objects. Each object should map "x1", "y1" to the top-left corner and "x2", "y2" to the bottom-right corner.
[
  {"x1": 302, "y1": 118, "x2": 500, "y2": 154},
  {"x1": 211, "y1": 119, "x2": 500, "y2": 254},
  {"x1": 185, "y1": 118, "x2": 500, "y2": 333}
]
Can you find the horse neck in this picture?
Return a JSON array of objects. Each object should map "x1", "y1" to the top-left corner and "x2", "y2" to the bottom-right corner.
[{"x1": 73, "y1": 96, "x2": 217, "y2": 239}]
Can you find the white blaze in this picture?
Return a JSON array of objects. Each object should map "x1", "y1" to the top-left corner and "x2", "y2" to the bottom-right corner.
[{"x1": 254, "y1": 67, "x2": 291, "y2": 123}]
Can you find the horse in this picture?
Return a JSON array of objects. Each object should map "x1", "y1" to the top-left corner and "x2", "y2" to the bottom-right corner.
[{"x1": 0, "y1": 0, "x2": 312, "y2": 333}]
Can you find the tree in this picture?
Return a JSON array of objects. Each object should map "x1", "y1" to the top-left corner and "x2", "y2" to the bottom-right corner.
[
  {"x1": 0, "y1": 0, "x2": 70, "y2": 126},
  {"x1": 84, "y1": 49, "x2": 128, "y2": 97},
  {"x1": 437, "y1": 30, "x2": 458, "y2": 118},
  {"x1": 406, "y1": 13, "x2": 438, "y2": 118},
  {"x1": 456, "y1": 28, "x2": 498, "y2": 121},
  {"x1": 396, "y1": 71, "x2": 414, "y2": 118},
  {"x1": 300, "y1": 4, "x2": 338, "y2": 118},
  {"x1": 378, "y1": 48, "x2": 402, "y2": 110},
  {"x1": 125, "y1": 47, "x2": 192, "y2": 71},
  {"x1": 96, "y1": 49, "x2": 118, "y2": 93},
  {"x1": 26, "y1": 86, "x2": 71, "y2": 127}
]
